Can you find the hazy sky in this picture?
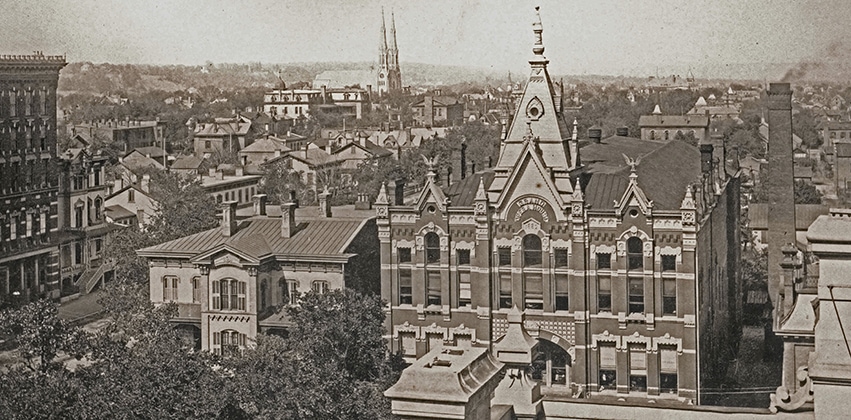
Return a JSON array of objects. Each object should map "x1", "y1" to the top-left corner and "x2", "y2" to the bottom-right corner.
[{"x1": 3, "y1": 0, "x2": 849, "y2": 78}]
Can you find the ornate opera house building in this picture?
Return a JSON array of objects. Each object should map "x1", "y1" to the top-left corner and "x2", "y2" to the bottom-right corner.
[{"x1": 377, "y1": 9, "x2": 741, "y2": 405}]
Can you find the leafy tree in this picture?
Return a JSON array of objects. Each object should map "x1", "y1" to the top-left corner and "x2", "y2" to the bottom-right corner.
[
  {"x1": 146, "y1": 171, "x2": 219, "y2": 243},
  {"x1": 445, "y1": 120, "x2": 501, "y2": 175},
  {"x1": 751, "y1": 177, "x2": 823, "y2": 204},
  {"x1": 792, "y1": 108, "x2": 821, "y2": 149},
  {"x1": 227, "y1": 289, "x2": 403, "y2": 420},
  {"x1": 0, "y1": 300, "x2": 88, "y2": 373},
  {"x1": 674, "y1": 130, "x2": 698, "y2": 148},
  {"x1": 259, "y1": 159, "x2": 309, "y2": 204}
]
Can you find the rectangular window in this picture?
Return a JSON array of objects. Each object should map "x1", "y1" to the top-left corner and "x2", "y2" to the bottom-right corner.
[
  {"x1": 524, "y1": 272, "x2": 543, "y2": 310},
  {"x1": 629, "y1": 345, "x2": 647, "y2": 392},
  {"x1": 598, "y1": 276, "x2": 611, "y2": 312},
  {"x1": 498, "y1": 247, "x2": 512, "y2": 266},
  {"x1": 162, "y1": 276, "x2": 178, "y2": 302},
  {"x1": 192, "y1": 277, "x2": 200, "y2": 303},
  {"x1": 499, "y1": 272, "x2": 512, "y2": 309},
  {"x1": 426, "y1": 271, "x2": 441, "y2": 306},
  {"x1": 599, "y1": 344, "x2": 617, "y2": 391},
  {"x1": 554, "y1": 249, "x2": 569, "y2": 268},
  {"x1": 660, "y1": 345, "x2": 678, "y2": 394},
  {"x1": 399, "y1": 268, "x2": 412, "y2": 305},
  {"x1": 597, "y1": 253, "x2": 611, "y2": 270},
  {"x1": 398, "y1": 247, "x2": 411, "y2": 263},
  {"x1": 628, "y1": 277, "x2": 644, "y2": 314},
  {"x1": 661, "y1": 255, "x2": 676, "y2": 272},
  {"x1": 555, "y1": 273, "x2": 569, "y2": 311},
  {"x1": 458, "y1": 270, "x2": 471, "y2": 307},
  {"x1": 400, "y1": 332, "x2": 416, "y2": 357},
  {"x1": 311, "y1": 280, "x2": 329, "y2": 295},
  {"x1": 457, "y1": 249, "x2": 471, "y2": 266},
  {"x1": 212, "y1": 280, "x2": 221, "y2": 310},
  {"x1": 663, "y1": 278, "x2": 677, "y2": 316},
  {"x1": 286, "y1": 280, "x2": 299, "y2": 305}
]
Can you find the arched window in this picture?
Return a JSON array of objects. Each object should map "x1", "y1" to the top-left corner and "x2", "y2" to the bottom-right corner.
[
  {"x1": 94, "y1": 197, "x2": 103, "y2": 221},
  {"x1": 425, "y1": 232, "x2": 440, "y2": 264},
  {"x1": 627, "y1": 237, "x2": 643, "y2": 270},
  {"x1": 523, "y1": 235, "x2": 542, "y2": 268},
  {"x1": 311, "y1": 280, "x2": 329, "y2": 295},
  {"x1": 214, "y1": 329, "x2": 246, "y2": 357},
  {"x1": 650, "y1": 130, "x2": 656, "y2": 140},
  {"x1": 663, "y1": 130, "x2": 669, "y2": 140}
]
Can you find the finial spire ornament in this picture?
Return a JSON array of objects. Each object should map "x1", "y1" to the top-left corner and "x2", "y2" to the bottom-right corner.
[
  {"x1": 572, "y1": 118, "x2": 578, "y2": 141},
  {"x1": 376, "y1": 182, "x2": 389, "y2": 205},
  {"x1": 532, "y1": 6, "x2": 545, "y2": 57},
  {"x1": 423, "y1": 155, "x2": 439, "y2": 180},
  {"x1": 475, "y1": 177, "x2": 487, "y2": 201}
]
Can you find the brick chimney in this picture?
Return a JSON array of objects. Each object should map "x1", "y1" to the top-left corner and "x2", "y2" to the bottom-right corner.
[
  {"x1": 288, "y1": 190, "x2": 299, "y2": 208},
  {"x1": 280, "y1": 202, "x2": 296, "y2": 238},
  {"x1": 393, "y1": 178, "x2": 405, "y2": 206},
  {"x1": 253, "y1": 194, "x2": 267, "y2": 216},
  {"x1": 766, "y1": 82, "x2": 796, "y2": 316},
  {"x1": 319, "y1": 188, "x2": 332, "y2": 217},
  {"x1": 221, "y1": 201, "x2": 238, "y2": 236},
  {"x1": 588, "y1": 127, "x2": 602, "y2": 143}
]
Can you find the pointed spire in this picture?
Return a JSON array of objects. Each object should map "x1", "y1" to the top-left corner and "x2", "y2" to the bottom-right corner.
[
  {"x1": 532, "y1": 6, "x2": 545, "y2": 57},
  {"x1": 681, "y1": 184, "x2": 696, "y2": 210},
  {"x1": 375, "y1": 182, "x2": 389, "y2": 205},
  {"x1": 572, "y1": 178, "x2": 583, "y2": 201},
  {"x1": 379, "y1": 8, "x2": 388, "y2": 63},
  {"x1": 389, "y1": 11, "x2": 398, "y2": 52},
  {"x1": 475, "y1": 176, "x2": 487, "y2": 201},
  {"x1": 652, "y1": 104, "x2": 662, "y2": 115}
]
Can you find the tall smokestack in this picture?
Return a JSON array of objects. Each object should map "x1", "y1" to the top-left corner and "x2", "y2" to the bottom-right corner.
[{"x1": 766, "y1": 82, "x2": 796, "y2": 317}]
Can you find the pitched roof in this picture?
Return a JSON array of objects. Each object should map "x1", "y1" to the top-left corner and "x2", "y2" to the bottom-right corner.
[
  {"x1": 138, "y1": 217, "x2": 372, "y2": 261},
  {"x1": 121, "y1": 151, "x2": 165, "y2": 172},
  {"x1": 239, "y1": 137, "x2": 290, "y2": 154},
  {"x1": 445, "y1": 170, "x2": 495, "y2": 207},
  {"x1": 170, "y1": 155, "x2": 206, "y2": 170},
  {"x1": 132, "y1": 146, "x2": 168, "y2": 159}
]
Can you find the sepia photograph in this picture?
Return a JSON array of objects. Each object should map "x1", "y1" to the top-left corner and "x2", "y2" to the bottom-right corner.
[{"x1": 0, "y1": 1, "x2": 850, "y2": 418}]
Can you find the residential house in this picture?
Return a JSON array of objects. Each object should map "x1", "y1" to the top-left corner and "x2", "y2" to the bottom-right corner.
[
  {"x1": 190, "y1": 114, "x2": 257, "y2": 156},
  {"x1": 104, "y1": 175, "x2": 158, "y2": 228},
  {"x1": 138, "y1": 198, "x2": 379, "y2": 351},
  {"x1": 71, "y1": 118, "x2": 165, "y2": 153},
  {"x1": 411, "y1": 96, "x2": 464, "y2": 127}
]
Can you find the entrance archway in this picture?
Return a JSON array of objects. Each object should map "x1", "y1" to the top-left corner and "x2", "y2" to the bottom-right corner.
[{"x1": 532, "y1": 338, "x2": 572, "y2": 387}]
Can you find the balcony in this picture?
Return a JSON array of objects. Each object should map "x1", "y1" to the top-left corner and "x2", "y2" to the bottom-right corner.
[{"x1": 175, "y1": 303, "x2": 202, "y2": 321}]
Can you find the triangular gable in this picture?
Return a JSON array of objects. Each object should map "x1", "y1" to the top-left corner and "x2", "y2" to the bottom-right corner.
[
  {"x1": 190, "y1": 243, "x2": 261, "y2": 265},
  {"x1": 495, "y1": 141, "x2": 568, "y2": 221},
  {"x1": 415, "y1": 175, "x2": 448, "y2": 213},
  {"x1": 614, "y1": 169, "x2": 653, "y2": 216}
]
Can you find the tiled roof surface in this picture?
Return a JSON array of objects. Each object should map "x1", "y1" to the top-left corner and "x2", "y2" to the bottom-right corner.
[
  {"x1": 170, "y1": 155, "x2": 205, "y2": 170},
  {"x1": 138, "y1": 217, "x2": 369, "y2": 259}
]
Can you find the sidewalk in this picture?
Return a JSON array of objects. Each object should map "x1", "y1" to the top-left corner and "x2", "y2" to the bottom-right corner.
[{"x1": 58, "y1": 290, "x2": 105, "y2": 326}]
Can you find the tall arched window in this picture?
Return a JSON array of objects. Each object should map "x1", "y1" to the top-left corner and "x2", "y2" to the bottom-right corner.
[
  {"x1": 523, "y1": 235, "x2": 542, "y2": 268},
  {"x1": 627, "y1": 237, "x2": 643, "y2": 270},
  {"x1": 523, "y1": 234, "x2": 543, "y2": 309},
  {"x1": 211, "y1": 278, "x2": 246, "y2": 311},
  {"x1": 425, "y1": 232, "x2": 440, "y2": 264}
]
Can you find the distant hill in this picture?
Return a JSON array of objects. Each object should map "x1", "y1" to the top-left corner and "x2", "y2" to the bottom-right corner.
[{"x1": 57, "y1": 61, "x2": 512, "y2": 95}]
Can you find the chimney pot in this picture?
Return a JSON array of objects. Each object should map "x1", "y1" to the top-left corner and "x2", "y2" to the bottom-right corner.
[{"x1": 319, "y1": 189, "x2": 332, "y2": 217}]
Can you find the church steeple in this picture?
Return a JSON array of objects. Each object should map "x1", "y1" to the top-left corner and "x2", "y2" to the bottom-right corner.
[
  {"x1": 379, "y1": 8, "x2": 388, "y2": 68},
  {"x1": 388, "y1": 11, "x2": 399, "y2": 70}
]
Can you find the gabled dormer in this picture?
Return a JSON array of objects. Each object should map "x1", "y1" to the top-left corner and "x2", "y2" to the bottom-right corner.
[{"x1": 614, "y1": 154, "x2": 653, "y2": 219}]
